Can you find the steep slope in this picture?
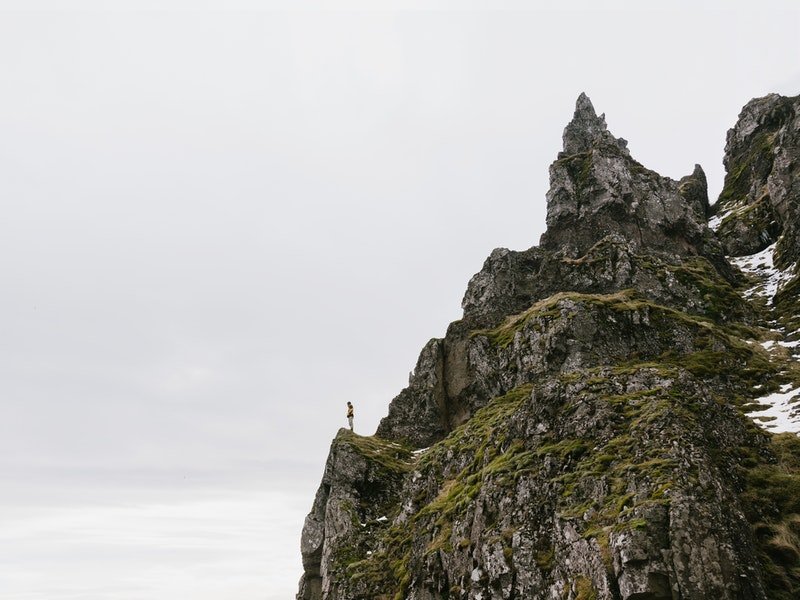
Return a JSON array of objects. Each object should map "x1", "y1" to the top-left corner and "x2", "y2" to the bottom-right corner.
[
  {"x1": 711, "y1": 93, "x2": 800, "y2": 338},
  {"x1": 297, "y1": 94, "x2": 800, "y2": 600},
  {"x1": 712, "y1": 94, "x2": 800, "y2": 266}
]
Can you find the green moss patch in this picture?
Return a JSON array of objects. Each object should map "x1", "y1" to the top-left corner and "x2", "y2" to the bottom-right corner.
[
  {"x1": 415, "y1": 386, "x2": 537, "y2": 523},
  {"x1": 741, "y1": 433, "x2": 800, "y2": 598},
  {"x1": 338, "y1": 430, "x2": 414, "y2": 475},
  {"x1": 474, "y1": 288, "x2": 782, "y2": 401},
  {"x1": 775, "y1": 271, "x2": 800, "y2": 333},
  {"x1": 344, "y1": 385, "x2": 535, "y2": 597},
  {"x1": 716, "y1": 131, "x2": 775, "y2": 210},
  {"x1": 553, "y1": 151, "x2": 595, "y2": 197},
  {"x1": 472, "y1": 289, "x2": 657, "y2": 348},
  {"x1": 667, "y1": 256, "x2": 754, "y2": 323},
  {"x1": 575, "y1": 575, "x2": 599, "y2": 600}
]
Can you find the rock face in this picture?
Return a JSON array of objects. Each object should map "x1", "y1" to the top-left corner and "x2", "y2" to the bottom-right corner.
[
  {"x1": 297, "y1": 94, "x2": 800, "y2": 600},
  {"x1": 711, "y1": 93, "x2": 800, "y2": 336},
  {"x1": 541, "y1": 94, "x2": 716, "y2": 261},
  {"x1": 297, "y1": 431, "x2": 411, "y2": 600},
  {"x1": 714, "y1": 93, "x2": 800, "y2": 266}
]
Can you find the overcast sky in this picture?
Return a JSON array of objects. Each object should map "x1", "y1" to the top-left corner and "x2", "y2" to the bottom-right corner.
[{"x1": 1, "y1": 2, "x2": 798, "y2": 599}]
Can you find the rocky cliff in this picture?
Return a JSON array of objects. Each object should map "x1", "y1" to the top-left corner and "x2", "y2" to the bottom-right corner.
[{"x1": 297, "y1": 93, "x2": 800, "y2": 600}]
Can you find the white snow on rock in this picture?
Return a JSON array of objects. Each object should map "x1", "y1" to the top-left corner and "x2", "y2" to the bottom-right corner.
[
  {"x1": 725, "y1": 241, "x2": 800, "y2": 434},
  {"x1": 708, "y1": 213, "x2": 727, "y2": 231},
  {"x1": 729, "y1": 243, "x2": 796, "y2": 303},
  {"x1": 748, "y1": 383, "x2": 800, "y2": 434},
  {"x1": 760, "y1": 339, "x2": 800, "y2": 354}
]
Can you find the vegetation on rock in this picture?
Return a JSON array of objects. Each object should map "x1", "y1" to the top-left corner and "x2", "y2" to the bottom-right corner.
[{"x1": 297, "y1": 92, "x2": 800, "y2": 600}]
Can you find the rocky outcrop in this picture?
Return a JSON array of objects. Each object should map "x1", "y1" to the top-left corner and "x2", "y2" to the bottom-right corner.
[
  {"x1": 459, "y1": 233, "x2": 747, "y2": 328},
  {"x1": 297, "y1": 430, "x2": 412, "y2": 600},
  {"x1": 377, "y1": 95, "x2": 747, "y2": 446},
  {"x1": 712, "y1": 93, "x2": 800, "y2": 335},
  {"x1": 297, "y1": 93, "x2": 800, "y2": 600},
  {"x1": 540, "y1": 94, "x2": 719, "y2": 262},
  {"x1": 714, "y1": 93, "x2": 800, "y2": 266},
  {"x1": 375, "y1": 339, "x2": 449, "y2": 448},
  {"x1": 457, "y1": 96, "x2": 733, "y2": 331}
]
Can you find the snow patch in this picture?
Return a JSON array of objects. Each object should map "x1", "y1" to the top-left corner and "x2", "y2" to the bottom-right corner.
[
  {"x1": 726, "y1": 237, "x2": 800, "y2": 435},
  {"x1": 729, "y1": 243, "x2": 796, "y2": 302},
  {"x1": 708, "y1": 213, "x2": 726, "y2": 231},
  {"x1": 759, "y1": 340, "x2": 799, "y2": 352},
  {"x1": 748, "y1": 385, "x2": 800, "y2": 434}
]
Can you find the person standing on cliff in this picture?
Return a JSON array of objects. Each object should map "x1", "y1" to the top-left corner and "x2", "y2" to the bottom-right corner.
[{"x1": 346, "y1": 402, "x2": 354, "y2": 431}]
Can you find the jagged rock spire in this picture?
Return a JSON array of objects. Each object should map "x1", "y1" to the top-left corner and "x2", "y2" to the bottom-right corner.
[
  {"x1": 678, "y1": 164, "x2": 710, "y2": 219},
  {"x1": 561, "y1": 92, "x2": 629, "y2": 157},
  {"x1": 541, "y1": 94, "x2": 715, "y2": 261}
]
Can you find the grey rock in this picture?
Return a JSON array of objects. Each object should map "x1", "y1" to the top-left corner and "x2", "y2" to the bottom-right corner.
[
  {"x1": 714, "y1": 93, "x2": 800, "y2": 266},
  {"x1": 678, "y1": 163, "x2": 710, "y2": 220},
  {"x1": 541, "y1": 95, "x2": 718, "y2": 262},
  {"x1": 297, "y1": 429, "x2": 410, "y2": 600},
  {"x1": 561, "y1": 92, "x2": 631, "y2": 158},
  {"x1": 296, "y1": 93, "x2": 800, "y2": 600},
  {"x1": 376, "y1": 338, "x2": 448, "y2": 447}
]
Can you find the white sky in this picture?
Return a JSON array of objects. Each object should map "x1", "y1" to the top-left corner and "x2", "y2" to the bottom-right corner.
[{"x1": 1, "y1": 2, "x2": 798, "y2": 599}]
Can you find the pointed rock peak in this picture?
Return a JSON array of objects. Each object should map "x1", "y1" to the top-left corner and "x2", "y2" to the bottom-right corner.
[
  {"x1": 691, "y1": 163, "x2": 707, "y2": 182},
  {"x1": 574, "y1": 92, "x2": 600, "y2": 121},
  {"x1": 561, "y1": 93, "x2": 629, "y2": 157},
  {"x1": 679, "y1": 164, "x2": 710, "y2": 218}
]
